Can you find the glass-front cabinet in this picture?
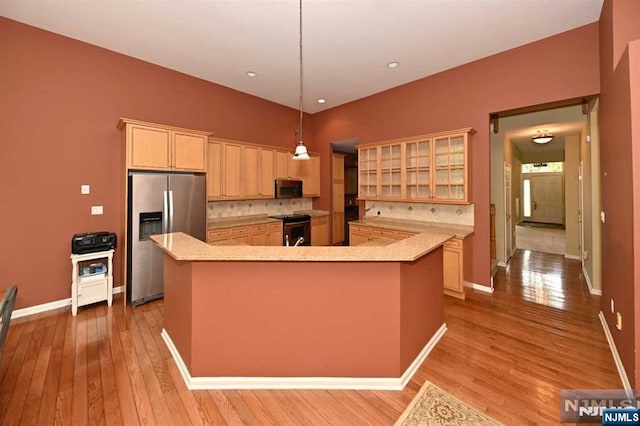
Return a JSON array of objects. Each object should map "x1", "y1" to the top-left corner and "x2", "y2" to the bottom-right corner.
[
  {"x1": 405, "y1": 138, "x2": 432, "y2": 200},
  {"x1": 358, "y1": 146, "x2": 378, "y2": 198},
  {"x1": 379, "y1": 143, "x2": 403, "y2": 199},
  {"x1": 357, "y1": 128, "x2": 473, "y2": 204}
]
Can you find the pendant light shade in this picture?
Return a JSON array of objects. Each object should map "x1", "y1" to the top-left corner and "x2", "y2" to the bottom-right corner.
[{"x1": 292, "y1": 0, "x2": 310, "y2": 161}]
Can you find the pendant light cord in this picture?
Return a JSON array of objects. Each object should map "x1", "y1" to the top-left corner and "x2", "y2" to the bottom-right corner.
[{"x1": 298, "y1": 0, "x2": 303, "y2": 142}]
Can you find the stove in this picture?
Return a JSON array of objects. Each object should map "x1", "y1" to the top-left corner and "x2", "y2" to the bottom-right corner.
[{"x1": 268, "y1": 214, "x2": 311, "y2": 245}]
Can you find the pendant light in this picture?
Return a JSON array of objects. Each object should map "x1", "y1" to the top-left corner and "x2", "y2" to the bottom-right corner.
[{"x1": 292, "y1": 0, "x2": 310, "y2": 160}]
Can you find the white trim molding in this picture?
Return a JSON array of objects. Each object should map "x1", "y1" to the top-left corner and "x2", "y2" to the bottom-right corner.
[
  {"x1": 161, "y1": 323, "x2": 447, "y2": 391},
  {"x1": 565, "y1": 254, "x2": 581, "y2": 261},
  {"x1": 12, "y1": 285, "x2": 123, "y2": 319},
  {"x1": 583, "y1": 265, "x2": 601, "y2": 295},
  {"x1": 464, "y1": 281, "x2": 494, "y2": 294},
  {"x1": 599, "y1": 311, "x2": 633, "y2": 397}
]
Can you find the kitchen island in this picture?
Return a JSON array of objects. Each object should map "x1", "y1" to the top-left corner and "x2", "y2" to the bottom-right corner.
[{"x1": 150, "y1": 231, "x2": 452, "y2": 390}]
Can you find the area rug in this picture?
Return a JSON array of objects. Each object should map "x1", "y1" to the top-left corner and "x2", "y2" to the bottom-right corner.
[{"x1": 395, "y1": 381, "x2": 501, "y2": 425}]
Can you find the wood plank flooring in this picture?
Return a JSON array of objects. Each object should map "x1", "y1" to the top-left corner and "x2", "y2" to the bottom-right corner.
[{"x1": 0, "y1": 250, "x2": 620, "y2": 425}]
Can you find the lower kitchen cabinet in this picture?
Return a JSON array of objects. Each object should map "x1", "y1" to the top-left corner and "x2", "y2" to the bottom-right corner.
[
  {"x1": 207, "y1": 222, "x2": 282, "y2": 246},
  {"x1": 349, "y1": 223, "x2": 470, "y2": 299},
  {"x1": 311, "y1": 215, "x2": 330, "y2": 246}
]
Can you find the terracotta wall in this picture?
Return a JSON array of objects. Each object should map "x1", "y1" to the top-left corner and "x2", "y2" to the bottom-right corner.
[
  {"x1": 0, "y1": 18, "x2": 299, "y2": 308},
  {"x1": 309, "y1": 24, "x2": 600, "y2": 287},
  {"x1": 598, "y1": 0, "x2": 640, "y2": 390}
]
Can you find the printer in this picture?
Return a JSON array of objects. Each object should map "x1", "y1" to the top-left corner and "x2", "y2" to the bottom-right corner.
[{"x1": 71, "y1": 232, "x2": 117, "y2": 254}]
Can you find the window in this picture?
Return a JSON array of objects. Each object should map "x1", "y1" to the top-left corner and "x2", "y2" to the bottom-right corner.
[
  {"x1": 523, "y1": 179, "x2": 531, "y2": 217},
  {"x1": 521, "y1": 162, "x2": 563, "y2": 173}
]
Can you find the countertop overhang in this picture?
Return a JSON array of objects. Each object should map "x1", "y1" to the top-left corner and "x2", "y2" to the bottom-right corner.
[{"x1": 150, "y1": 231, "x2": 453, "y2": 262}]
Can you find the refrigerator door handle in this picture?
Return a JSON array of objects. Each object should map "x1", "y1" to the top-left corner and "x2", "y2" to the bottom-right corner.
[
  {"x1": 163, "y1": 190, "x2": 169, "y2": 234},
  {"x1": 169, "y1": 190, "x2": 175, "y2": 232}
]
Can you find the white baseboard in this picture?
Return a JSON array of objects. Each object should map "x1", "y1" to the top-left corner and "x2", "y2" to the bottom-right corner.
[
  {"x1": 12, "y1": 285, "x2": 123, "y2": 319},
  {"x1": 582, "y1": 265, "x2": 601, "y2": 295},
  {"x1": 565, "y1": 254, "x2": 581, "y2": 260},
  {"x1": 161, "y1": 323, "x2": 447, "y2": 391},
  {"x1": 599, "y1": 311, "x2": 633, "y2": 398},
  {"x1": 464, "y1": 281, "x2": 494, "y2": 294},
  {"x1": 497, "y1": 261, "x2": 507, "y2": 268}
]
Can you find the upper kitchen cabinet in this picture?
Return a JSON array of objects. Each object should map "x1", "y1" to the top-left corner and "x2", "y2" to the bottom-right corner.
[
  {"x1": 207, "y1": 139, "x2": 242, "y2": 200},
  {"x1": 275, "y1": 150, "x2": 292, "y2": 179},
  {"x1": 290, "y1": 154, "x2": 320, "y2": 197},
  {"x1": 243, "y1": 146, "x2": 276, "y2": 199},
  {"x1": 358, "y1": 146, "x2": 378, "y2": 199},
  {"x1": 357, "y1": 128, "x2": 474, "y2": 204},
  {"x1": 118, "y1": 118, "x2": 211, "y2": 172}
]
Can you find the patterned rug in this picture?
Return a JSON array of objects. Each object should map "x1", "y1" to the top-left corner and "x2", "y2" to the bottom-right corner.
[{"x1": 395, "y1": 381, "x2": 502, "y2": 425}]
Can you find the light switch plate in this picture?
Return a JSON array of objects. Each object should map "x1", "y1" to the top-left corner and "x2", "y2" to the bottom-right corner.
[
  {"x1": 81, "y1": 184, "x2": 90, "y2": 195},
  {"x1": 91, "y1": 206, "x2": 103, "y2": 215}
]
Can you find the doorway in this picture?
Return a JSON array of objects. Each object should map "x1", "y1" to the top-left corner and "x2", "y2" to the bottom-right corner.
[{"x1": 522, "y1": 173, "x2": 564, "y2": 225}]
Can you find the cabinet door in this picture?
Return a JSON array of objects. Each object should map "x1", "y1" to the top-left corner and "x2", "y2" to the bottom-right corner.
[
  {"x1": 207, "y1": 141, "x2": 223, "y2": 199},
  {"x1": 443, "y1": 239, "x2": 465, "y2": 299},
  {"x1": 358, "y1": 147, "x2": 378, "y2": 199},
  {"x1": 311, "y1": 216, "x2": 329, "y2": 246},
  {"x1": 260, "y1": 149, "x2": 275, "y2": 198},
  {"x1": 349, "y1": 230, "x2": 368, "y2": 246},
  {"x1": 249, "y1": 231, "x2": 267, "y2": 246},
  {"x1": 275, "y1": 150, "x2": 291, "y2": 179},
  {"x1": 128, "y1": 124, "x2": 171, "y2": 170},
  {"x1": 433, "y1": 133, "x2": 467, "y2": 202},
  {"x1": 292, "y1": 154, "x2": 320, "y2": 197},
  {"x1": 405, "y1": 138, "x2": 432, "y2": 200},
  {"x1": 243, "y1": 146, "x2": 261, "y2": 199},
  {"x1": 379, "y1": 143, "x2": 402, "y2": 199},
  {"x1": 223, "y1": 144, "x2": 242, "y2": 199},
  {"x1": 173, "y1": 132, "x2": 207, "y2": 171},
  {"x1": 267, "y1": 223, "x2": 283, "y2": 246}
]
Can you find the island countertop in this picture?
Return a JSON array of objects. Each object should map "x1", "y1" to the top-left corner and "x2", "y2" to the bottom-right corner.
[{"x1": 150, "y1": 231, "x2": 453, "y2": 262}]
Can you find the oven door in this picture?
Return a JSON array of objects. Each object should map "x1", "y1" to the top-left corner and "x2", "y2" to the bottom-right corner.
[{"x1": 283, "y1": 221, "x2": 311, "y2": 246}]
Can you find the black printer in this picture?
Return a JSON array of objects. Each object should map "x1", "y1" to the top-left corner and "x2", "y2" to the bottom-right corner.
[{"x1": 71, "y1": 232, "x2": 117, "y2": 254}]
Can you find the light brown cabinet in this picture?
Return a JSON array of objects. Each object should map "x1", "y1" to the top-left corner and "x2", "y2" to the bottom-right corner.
[
  {"x1": 119, "y1": 119, "x2": 210, "y2": 172},
  {"x1": 311, "y1": 216, "x2": 330, "y2": 246},
  {"x1": 291, "y1": 154, "x2": 321, "y2": 197},
  {"x1": 208, "y1": 139, "x2": 319, "y2": 201},
  {"x1": 348, "y1": 222, "x2": 469, "y2": 299},
  {"x1": 207, "y1": 222, "x2": 282, "y2": 246},
  {"x1": 358, "y1": 128, "x2": 474, "y2": 204}
]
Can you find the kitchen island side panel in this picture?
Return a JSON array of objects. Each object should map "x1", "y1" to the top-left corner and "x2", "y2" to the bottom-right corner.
[
  {"x1": 189, "y1": 261, "x2": 403, "y2": 378},
  {"x1": 399, "y1": 247, "x2": 444, "y2": 372},
  {"x1": 163, "y1": 253, "x2": 193, "y2": 370}
]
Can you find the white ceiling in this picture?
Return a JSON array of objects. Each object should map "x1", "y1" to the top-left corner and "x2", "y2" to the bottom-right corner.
[{"x1": 1, "y1": 0, "x2": 603, "y2": 114}]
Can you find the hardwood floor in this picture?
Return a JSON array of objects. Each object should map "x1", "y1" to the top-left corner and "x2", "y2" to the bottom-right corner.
[{"x1": 0, "y1": 250, "x2": 620, "y2": 425}]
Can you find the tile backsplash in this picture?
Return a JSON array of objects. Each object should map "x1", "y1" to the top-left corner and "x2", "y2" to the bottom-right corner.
[
  {"x1": 207, "y1": 198, "x2": 313, "y2": 220},
  {"x1": 364, "y1": 201, "x2": 474, "y2": 226}
]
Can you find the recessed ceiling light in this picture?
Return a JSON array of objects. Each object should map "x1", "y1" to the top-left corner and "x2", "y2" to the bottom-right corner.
[
  {"x1": 387, "y1": 61, "x2": 400, "y2": 69},
  {"x1": 246, "y1": 71, "x2": 257, "y2": 77},
  {"x1": 317, "y1": 98, "x2": 326, "y2": 104}
]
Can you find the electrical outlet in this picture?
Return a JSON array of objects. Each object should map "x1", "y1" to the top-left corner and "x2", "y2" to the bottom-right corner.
[
  {"x1": 600, "y1": 211, "x2": 606, "y2": 223},
  {"x1": 91, "y1": 206, "x2": 103, "y2": 215},
  {"x1": 616, "y1": 312, "x2": 623, "y2": 330},
  {"x1": 611, "y1": 299, "x2": 615, "y2": 313},
  {"x1": 81, "y1": 184, "x2": 90, "y2": 195}
]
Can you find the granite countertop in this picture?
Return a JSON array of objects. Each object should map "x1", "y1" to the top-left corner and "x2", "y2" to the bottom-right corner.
[
  {"x1": 349, "y1": 217, "x2": 474, "y2": 238},
  {"x1": 207, "y1": 215, "x2": 280, "y2": 230},
  {"x1": 151, "y1": 231, "x2": 453, "y2": 262}
]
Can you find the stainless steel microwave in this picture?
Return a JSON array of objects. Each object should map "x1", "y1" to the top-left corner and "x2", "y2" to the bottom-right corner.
[{"x1": 275, "y1": 179, "x2": 303, "y2": 199}]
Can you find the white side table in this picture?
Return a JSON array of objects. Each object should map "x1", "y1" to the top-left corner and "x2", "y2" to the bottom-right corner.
[{"x1": 70, "y1": 249, "x2": 114, "y2": 316}]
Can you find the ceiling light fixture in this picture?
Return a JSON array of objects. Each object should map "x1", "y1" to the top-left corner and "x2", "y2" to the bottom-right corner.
[
  {"x1": 387, "y1": 61, "x2": 400, "y2": 69},
  {"x1": 246, "y1": 71, "x2": 257, "y2": 77},
  {"x1": 317, "y1": 98, "x2": 326, "y2": 104},
  {"x1": 532, "y1": 130, "x2": 554, "y2": 144},
  {"x1": 292, "y1": 0, "x2": 310, "y2": 161}
]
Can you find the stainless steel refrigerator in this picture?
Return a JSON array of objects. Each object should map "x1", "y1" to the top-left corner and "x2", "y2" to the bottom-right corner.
[{"x1": 127, "y1": 172, "x2": 206, "y2": 306}]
